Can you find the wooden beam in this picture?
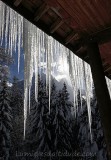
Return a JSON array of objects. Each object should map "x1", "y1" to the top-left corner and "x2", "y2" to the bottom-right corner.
[
  {"x1": 105, "y1": 66, "x2": 111, "y2": 73},
  {"x1": 87, "y1": 27, "x2": 111, "y2": 44},
  {"x1": 103, "y1": 61, "x2": 109, "y2": 67},
  {"x1": 88, "y1": 43, "x2": 111, "y2": 160},
  {"x1": 34, "y1": 4, "x2": 49, "y2": 22},
  {"x1": 76, "y1": 46, "x2": 87, "y2": 55},
  {"x1": 73, "y1": 54, "x2": 111, "y2": 74},
  {"x1": 51, "y1": 7, "x2": 63, "y2": 18},
  {"x1": 103, "y1": 64, "x2": 110, "y2": 73},
  {"x1": 65, "y1": 32, "x2": 80, "y2": 45},
  {"x1": 14, "y1": 0, "x2": 22, "y2": 7},
  {"x1": 50, "y1": 18, "x2": 64, "y2": 34}
]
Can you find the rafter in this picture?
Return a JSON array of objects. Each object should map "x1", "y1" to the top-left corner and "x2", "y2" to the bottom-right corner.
[
  {"x1": 87, "y1": 27, "x2": 111, "y2": 44},
  {"x1": 50, "y1": 18, "x2": 64, "y2": 33},
  {"x1": 103, "y1": 61, "x2": 109, "y2": 67},
  {"x1": 76, "y1": 46, "x2": 87, "y2": 53},
  {"x1": 65, "y1": 32, "x2": 80, "y2": 45},
  {"x1": 14, "y1": 0, "x2": 22, "y2": 7},
  {"x1": 34, "y1": 4, "x2": 49, "y2": 22},
  {"x1": 104, "y1": 66, "x2": 111, "y2": 73}
]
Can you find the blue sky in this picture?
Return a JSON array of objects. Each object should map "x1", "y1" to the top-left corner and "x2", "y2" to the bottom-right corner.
[{"x1": 10, "y1": 48, "x2": 24, "y2": 81}]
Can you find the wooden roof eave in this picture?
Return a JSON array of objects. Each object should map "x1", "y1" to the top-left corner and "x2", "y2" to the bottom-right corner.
[{"x1": 1, "y1": 0, "x2": 111, "y2": 79}]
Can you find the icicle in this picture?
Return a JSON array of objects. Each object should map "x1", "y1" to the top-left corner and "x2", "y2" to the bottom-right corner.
[
  {"x1": 48, "y1": 36, "x2": 52, "y2": 114},
  {"x1": 45, "y1": 34, "x2": 49, "y2": 94},
  {"x1": 28, "y1": 86, "x2": 31, "y2": 114},
  {"x1": 83, "y1": 61, "x2": 93, "y2": 141},
  {"x1": 23, "y1": 19, "x2": 29, "y2": 138},
  {"x1": 4, "y1": 7, "x2": 9, "y2": 50},
  {"x1": 17, "y1": 14, "x2": 23, "y2": 73},
  {"x1": 34, "y1": 27, "x2": 39, "y2": 102},
  {"x1": 79, "y1": 59, "x2": 84, "y2": 111},
  {"x1": 68, "y1": 52, "x2": 78, "y2": 117},
  {"x1": 24, "y1": 86, "x2": 28, "y2": 139},
  {"x1": 106, "y1": 77, "x2": 111, "y2": 98},
  {"x1": 0, "y1": 1, "x2": 5, "y2": 45},
  {"x1": 68, "y1": 50, "x2": 93, "y2": 140},
  {"x1": 42, "y1": 32, "x2": 46, "y2": 74}
]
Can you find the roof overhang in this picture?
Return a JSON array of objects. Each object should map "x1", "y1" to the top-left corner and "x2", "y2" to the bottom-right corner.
[{"x1": 1, "y1": 0, "x2": 111, "y2": 79}]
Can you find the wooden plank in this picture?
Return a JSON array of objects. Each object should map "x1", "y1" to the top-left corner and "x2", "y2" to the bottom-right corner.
[
  {"x1": 50, "y1": 18, "x2": 64, "y2": 33},
  {"x1": 14, "y1": 0, "x2": 22, "y2": 7},
  {"x1": 57, "y1": 0, "x2": 86, "y2": 30},
  {"x1": 65, "y1": 31, "x2": 80, "y2": 44},
  {"x1": 75, "y1": 0, "x2": 99, "y2": 27},
  {"x1": 81, "y1": 0, "x2": 104, "y2": 26},
  {"x1": 34, "y1": 3, "x2": 49, "y2": 22}
]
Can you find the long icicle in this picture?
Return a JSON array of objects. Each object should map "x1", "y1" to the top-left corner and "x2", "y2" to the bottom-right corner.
[
  {"x1": 83, "y1": 61, "x2": 93, "y2": 141},
  {"x1": 48, "y1": 36, "x2": 52, "y2": 114}
]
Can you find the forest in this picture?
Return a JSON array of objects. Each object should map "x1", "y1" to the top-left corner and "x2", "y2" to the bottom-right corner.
[{"x1": 0, "y1": 64, "x2": 108, "y2": 160}]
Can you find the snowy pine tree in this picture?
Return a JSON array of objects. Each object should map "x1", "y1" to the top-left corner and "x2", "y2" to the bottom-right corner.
[
  {"x1": 50, "y1": 82, "x2": 58, "y2": 152},
  {"x1": 10, "y1": 77, "x2": 24, "y2": 159},
  {"x1": 0, "y1": 80, "x2": 12, "y2": 160},
  {"x1": 0, "y1": 48, "x2": 13, "y2": 89},
  {"x1": 29, "y1": 76, "x2": 51, "y2": 159},
  {"x1": 61, "y1": 83, "x2": 73, "y2": 123},
  {"x1": 91, "y1": 87, "x2": 108, "y2": 160},
  {"x1": 77, "y1": 87, "x2": 108, "y2": 160},
  {"x1": 77, "y1": 97, "x2": 92, "y2": 157},
  {"x1": 51, "y1": 83, "x2": 73, "y2": 159},
  {"x1": 11, "y1": 76, "x2": 23, "y2": 118}
]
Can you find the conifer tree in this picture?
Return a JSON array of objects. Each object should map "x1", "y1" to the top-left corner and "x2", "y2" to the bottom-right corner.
[
  {"x1": 50, "y1": 82, "x2": 58, "y2": 152},
  {"x1": 11, "y1": 76, "x2": 23, "y2": 118},
  {"x1": 29, "y1": 76, "x2": 51, "y2": 158},
  {"x1": 61, "y1": 83, "x2": 72, "y2": 122},
  {"x1": 91, "y1": 87, "x2": 108, "y2": 160},
  {"x1": 10, "y1": 77, "x2": 24, "y2": 159},
  {"x1": 77, "y1": 87, "x2": 108, "y2": 160},
  {"x1": 0, "y1": 80, "x2": 12, "y2": 160},
  {"x1": 51, "y1": 83, "x2": 73, "y2": 159}
]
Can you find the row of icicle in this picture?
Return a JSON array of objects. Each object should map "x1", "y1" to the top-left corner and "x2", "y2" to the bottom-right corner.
[{"x1": 0, "y1": 1, "x2": 111, "y2": 140}]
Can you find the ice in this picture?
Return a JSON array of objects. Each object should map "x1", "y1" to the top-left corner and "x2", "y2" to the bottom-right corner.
[
  {"x1": 0, "y1": 2, "x2": 5, "y2": 45},
  {"x1": 83, "y1": 61, "x2": 93, "y2": 141},
  {"x1": 48, "y1": 36, "x2": 52, "y2": 114},
  {"x1": 68, "y1": 50, "x2": 93, "y2": 140},
  {"x1": 106, "y1": 77, "x2": 111, "y2": 98}
]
